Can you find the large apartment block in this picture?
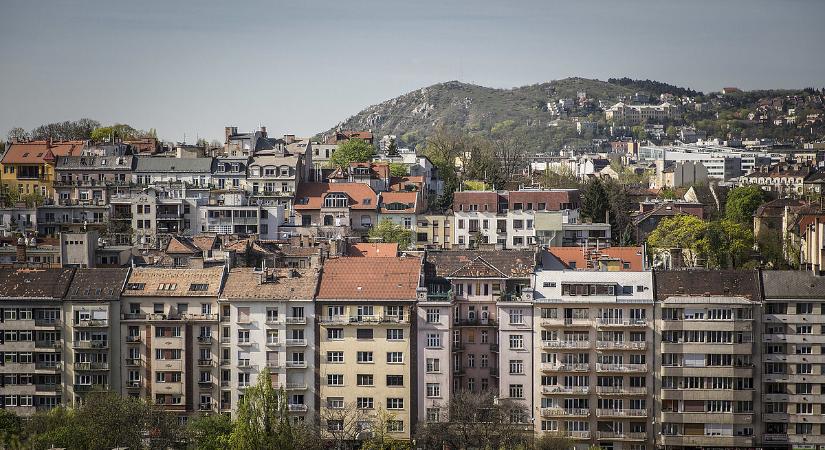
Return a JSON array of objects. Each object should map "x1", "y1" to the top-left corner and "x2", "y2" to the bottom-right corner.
[
  {"x1": 654, "y1": 271, "x2": 762, "y2": 449},
  {"x1": 315, "y1": 257, "x2": 424, "y2": 441},
  {"x1": 533, "y1": 266, "x2": 655, "y2": 449}
]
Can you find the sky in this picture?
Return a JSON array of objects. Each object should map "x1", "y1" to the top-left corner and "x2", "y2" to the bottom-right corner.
[{"x1": 1, "y1": 0, "x2": 824, "y2": 142}]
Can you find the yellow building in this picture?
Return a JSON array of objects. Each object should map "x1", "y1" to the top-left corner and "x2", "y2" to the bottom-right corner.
[
  {"x1": 0, "y1": 141, "x2": 85, "y2": 200},
  {"x1": 315, "y1": 256, "x2": 424, "y2": 443}
]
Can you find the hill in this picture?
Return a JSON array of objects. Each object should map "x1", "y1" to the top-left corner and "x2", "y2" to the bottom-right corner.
[{"x1": 316, "y1": 77, "x2": 642, "y2": 152}]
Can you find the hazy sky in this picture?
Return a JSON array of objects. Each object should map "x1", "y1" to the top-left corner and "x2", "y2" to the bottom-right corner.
[{"x1": 1, "y1": 0, "x2": 823, "y2": 142}]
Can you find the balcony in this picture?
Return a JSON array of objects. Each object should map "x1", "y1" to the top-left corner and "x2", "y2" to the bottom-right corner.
[
  {"x1": 595, "y1": 341, "x2": 646, "y2": 350},
  {"x1": 541, "y1": 363, "x2": 589, "y2": 372},
  {"x1": 285, "y1": 339, "x2": 307, "y2": 347},
  {"x1": 266, "y1": 340, "x2": 282, "y2": 347},
  {"x1": 237, "y1": 359, "x2": 256, "y2": 370},
  {"x1": 198, "y1": 379, "x2": 213, "y2": 387},
  {"x1": 35, "y1": 384, "x2": 62, "y2": 393},
  {"x1": 34, "y1": 319, "x2": 62, "y2": 328},
  {"x1": 74, "y1": 362, "x2": 109, "y2": 371},
  {"x1": 74, "y1": 383, "x2": 108, "y2": 392},
  {"x1": 542, "y1": 340, "x2": 590, "y2": 349},
  {"x1": 596, "y1": 363, "x2": 647, "y2": 373},
  {"x1": 72, "y1": 341, "x2": 109, "y2": 350},
  {"x1": 456, "y1": 318, "x2": 497, "y2": 327},
  {"x1": 74, "y1": 319, "x2": 108, "y2": 328},
  {"x1": 286, "y1": 361, "x2": 308, "y2": 369},
  {"x1": 35, "y1": 340, "x2": 62, "y2": 349},
  {"x1": 125, "y1": 358, "x2": 142, "y2": 367},
  {"x1": 285, "y1": 317, "x2": 307, "y2": 325},
  {"x1": 197, "y1": 359, "x2": 214, "y2": 367},
  {"x1": 126, "y1": 335, "x2": 142, "y2": 343},
  {"x1": 197, "y1": 336, "x2": 213, "y2": 344},
  {"x1": 198, "y1": 403, "x2": 214, "y2": 411},
  {"x1": 266, "y1": 361, "x2": 281, "y2": 369},
  {"x1": 596, "y1": 318, "x2": 648, "y2": 327},
  {"x1": 265, "y1": 317, "x2": 282, "y2": 325},
  {"x1": 286, "y1": 383, "x2": 308, "y2": 390},
  {"x1": 596, "y1": 408, "x2": 648, "y2": 417},
  {"x1": 562, "y1": 431, "x2": 591, "y2": 439},
  {"x1": 237, "y1": 340, "x2": 253, "y2": 347},
  {"x1": 596, "y1": 432, "x2": 647, "y2": 441},
  {"x1": 763, "y1": 434, "x2": 789, "y2": 443},
  {"x1": 288, "y1": 404, "x2": 308, "y2": 412},
  {"x1": 542, "y1": 385, "x2": 589, "y2": 395},
  {"x1": 220, "y1": 336, "x2": 231, "y2": 344},
  {"x1": 595, "y1": 386, "x2": 647, "y2": 395},
  {"x1": 126, "y1": 380, "x2": 142, "y2": 389},
  {"x1": 540, "y1": 407, "x2": 590, "y2": 417},
  {"x1": 319, "y1": 315, "x2": 348, "y2": 324}
]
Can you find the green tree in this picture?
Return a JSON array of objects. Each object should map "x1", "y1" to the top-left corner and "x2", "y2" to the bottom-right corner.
[
  {"x1": 330, "y1": 139, "x2": 375, "y2": 168},
  {"x1": 724, "y1": 185, "x2": 767, "y2": 225},
  {"x1": 604, "y1": 179, "x2": 632, "y2": 245},
  {"x1": 90, "y1": 123, "x2": 142, "y2": 142},
  {"x1": 534, "y1": 433, "x2": 574, "y2": 450},
  {"x1": 581, "y1": 178, "x2": 609, "y2": 223},
  {"x1": 368, "y1": 220, "x2": 413, "y2": 250},
  {"x1": 187, "y1": 413, "x2": 233, "y2": 450},
  {"x1": 647, "y1": 214, "x2": 708, "y2": 268},
  {"x1": 422, "y1": 127, "x2": 466, "y2": 210},
  {"x1": 540, "y1": 165, "x2": 581, "y2": 190},
  {"x1": 0, "y1": 409, "x2": 23, "y2": 448},
  {"x1": 389, "y1": 163, "x2": 408, "y2": 177},
  {"x1": 648, "y1": 215, "x2": 755, "y2": 269},
  {"x1": 659, "y1": 187, "x2": 678, "y2": 200},
  {"x1": 229, "y1": 367, "x2": 293, "y2": 450},
  {"x1": 6, "y1": 127, "x2": 30, "y2": 142}
]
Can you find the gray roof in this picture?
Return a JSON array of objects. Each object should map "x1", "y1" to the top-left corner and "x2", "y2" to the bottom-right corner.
[
  {"x1": 135, "y1": 157, "x2": 213, "y2": 173},
  {"x1": 65, "y1": 268, "x2": 130, "y2": 301},
  {"x1": 762, "y1": 270, "x2": 825, "y2": 298},
  {"x1": 55, "y1": 155, "x2": 135, "y2": 170}
]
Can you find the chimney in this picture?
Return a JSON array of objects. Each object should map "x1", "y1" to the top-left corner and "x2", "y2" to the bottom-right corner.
[
  {"x1": 224, "y1": 127, "x2": 234, "y2": 144},
  {"x1": 16, "y1": 237, "x2": 27, "y2": 264},
  {"x1": 260, "y1": 126, "x2": 267, "y2": 138}
]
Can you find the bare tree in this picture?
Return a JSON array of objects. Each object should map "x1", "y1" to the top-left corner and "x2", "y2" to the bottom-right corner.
[{"x1": 320, "y1": 401, "x2": 372, "y2": 450}]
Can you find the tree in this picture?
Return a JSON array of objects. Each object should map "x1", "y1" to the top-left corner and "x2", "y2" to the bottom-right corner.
[
  {"x1": 725, "y1": 185, "x2": 767, "y2": 225},
  {"x1": 491, "y1": 119, "x2": 528, "y2": 183},
  {"x1": 648, "y1": 215, "x2": 755, "y2": 269},
  {"x1": 539, "y1": 165, "x2": 581, "y2": 190},
  {"x1": 30, "y1": 118, "x2": 100, "y2": 141},
  {"x1": 7, "y1": 127, "x2": 30, "y2": 142},
  {"x1": 581, "y1": 178, "x2": 609, "y2": 223},
  {"x1": 389, "y1": 163, "x2": 408, "y2": 177},
  {"x1": 422, "y1": 127, "x2": 466, "y2": 210},
  {"x1": 229, "y1": 367, "x2": 294, "y2": 450},
  {"x1": 0, "y1": 409, "x2": 23, "y2": 448},
  {"x1": 330, "y1": 139, "x2": 375, "y2": 168},
  {"x1": 413, "y1": 390, "x2": 531, "y2": 450},
  {"x1": 186, "y1": 413, "x2": 232, "y2": 450},
  {"x1": 604, "y1": 179, "x2": 632, "y2": 245},
  {"x1": 368, "y1": 220, "x2": 413, "y2": 250},
  {"x1": 534, "y1": 432, "x2": 574, "y2": 450},
  {"x1": 90, "y1": 123, "x2": 141, "y2": 143},
  {"x1": 647, "y1": 214, "x2": 708, "y2": 268},
  {"x1": 320, "y1": 401, "x2": 373, "y2": 449}
]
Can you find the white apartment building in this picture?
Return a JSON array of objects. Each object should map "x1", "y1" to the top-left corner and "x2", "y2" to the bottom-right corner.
[
  {"x1": 533, "y1": 269, "x2": 655, "y2": 450},
  {"x1": 219, "y1": 268, "x2": 318, "y2": 421},
  {"x1": 605, "y1": 102, "x2": 677, "y2": 123},
  {"x1": 417, "y1": 284, "x2": 454, "y2": 424}
]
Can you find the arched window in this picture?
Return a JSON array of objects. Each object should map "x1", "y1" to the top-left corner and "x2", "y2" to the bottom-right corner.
[{"x1": 324, "y1": 193, "x2": 349, "y2": 208}]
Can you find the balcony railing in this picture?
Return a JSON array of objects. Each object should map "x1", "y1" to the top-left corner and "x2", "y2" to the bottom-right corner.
[
  {"x1": 197, "y1": 336, "x2": 213, "y2": 344},
  {"x1": 126, "y1": 380, "x2": 142, "y2": 389},
  {"x1": 540, "y1": 407, "x2": 590, "y2": 417},
  {"x1": 288, "y1": 404, "x2": 308, "y2": 412},
  {"x1": 74, "y1": 319, "x2": 108, "y2": 327},
  {"x1": 542, "y1": 385, "x2": 589, "y2": 395},
  {"x1": 286, "y1": 383, "x2": 308, "y2": 390},
  {"x1": 34, "y1": 319, "x2": 62, "y2": 327},
  {"x1": 286, "y1": 361, "x2": 308, "y2": 369},
  {"x1": 35, "y1": 361, "x2": 62, "y2": 370},
  {"x1": 595, "y1": 341, "x2": 646, "y2": 350},
  {"x1": 285, "y1": 339, "x2": 307, "y2": 347},
  {"x1": 74, "y1": 362, "x2": 109, "y2": 371},
  {"x1": 72, "y1": 341, "x2": 109, "y2": 350},
  {"x1": 541, "y1": 363, "x2": 589, "y2": 372},
  {"x1": 542, "y1": 340, "x2": 590, "y2": 349},
  {"x1": 35, "y1": 340, "x2": 62, "y2": 349},
  {"x1": 596, "y1": 318, "x2": 648, "y2": 327},
  {"x1": 595, "y1": 408, "x2": 648, "y2": 417},
  {"x1": 285, "y1": 317, "x2": 307, "y2": 325},
  {"x1": 597, "y1": 431, "x2": 647, "y2": 440},
  {"x1": 126, "y1": 335, "x2": 142, "y2": 343},
  {"x1": 266, "y1": 361, "x2": 281, "y2": 369},
  {"x1": 595, "y1": 386, "x2": 647, "y2": 395},
  {"x1": 596, "y1": 363, "x2": 647, "y2": 372},
  {"x1": 197, "y1": 359, "x2": 214, "y2": 367}
]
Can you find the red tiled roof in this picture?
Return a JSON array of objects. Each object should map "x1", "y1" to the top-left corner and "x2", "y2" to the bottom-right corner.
[
  {"x1": 348, "y1": 243, "x2": 398, "y2": 257},
  {"x1": 2, "y1": 141, "x2": 85, "y2": 164},
  {"x1": 380, "y1": 191, "x2": 419, "y2": 214},
  {"x1": 316, "y1": 257, "x2": 421, "y2": 300},
  {"x1": 546, "y1": 246, "x2": 645, "y2": 271},
  {"x1": 350, "y1": 162, "x2": 389, "y2": 180},
  {"x1": 452, "y1": 191, "x2": 502, "y2": 213},
  {"x1": 294, "y1": 183, "x2": 378, "y2": 210},
  {"x1": 389, "y1": 176, "x2": 425, "y2": 192}
]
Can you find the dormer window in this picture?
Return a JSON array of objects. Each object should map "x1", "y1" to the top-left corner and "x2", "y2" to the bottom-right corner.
[
  {"x1": 324, "y1": 193, "x2": 349, "y2": 208},
  {"x1": 363, "y1": 198, "x2": 372, "y2": 205},
  {"x1": 217, "y1": 164, "x2": 226, "y2": 173}
]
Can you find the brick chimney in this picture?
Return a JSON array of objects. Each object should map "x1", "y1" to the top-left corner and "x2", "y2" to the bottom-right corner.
[
  {"x1": 16, "y1": 237, "x2": 27, "y2": 264},
  {"x1": 224, "y1": 126, "x2": 238, "y2": 144},
  {"x1": 260, "y1": 126, "x2": 267, "y2": 138}
]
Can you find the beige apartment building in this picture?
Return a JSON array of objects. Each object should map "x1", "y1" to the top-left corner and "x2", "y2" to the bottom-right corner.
[
  {"x1": 761, "y1": 271, "x2": 825, "y2": 449},
  {"x1": 315, "y1": 256, "x2": 424, "y2": 443},
  {"x1": 654, "y1": 271, "x2": 761, "y2": 449},
  {"x1": 119, "y1": 266, "x2": 225, "y2": 417},
  {"x1": 533, "y1": 268, "x2": 655, "y2": 450}
]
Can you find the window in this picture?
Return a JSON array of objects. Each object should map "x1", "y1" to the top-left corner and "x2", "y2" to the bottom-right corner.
[
  {"x1": 189, "y1": 283, "x2": 208, "y2": 292},
  {"x1": 327, "y1": 420, "x2": 344, "y2": 431},
  {"x1": 356, "y1": 397, "x2": 374, "y2": 409},
  {"x1": 386, "y1": 398, "x2": 404, "y2": 409},
  {"x1": 327, "y1": 374, "x2": 344, "y2": 386},
  {"x1": 387, "y1": 329, "x2": 404, "y2": 340},
  {"x1": 426, "y1": 383, "x2": 441, "y2": 397},
  {"x1": 509, "y1": 309, "x2": 524, "y2": 325},
  {"x1": 386, "y1": 375, "x2": 404, "y2": 386},
  {"x1": 509, "y1": 360, "x2": 524, "y2": 375},
  {"x1": 327, "y1": 328, "x2": 343, "y2": 340},
  {"x1": 357, "y1": 374, "x2": 374, "y2": 386},
  {"x1": 426, "y1": 408, "x2": 440, "y2": 422},
  {"x1": 326, "y1": 397, "x2": 344, "y2": 409},
  {"x1": 357, "y1": 351, "x2": 374, "y2": 363},
  {"x1": 387, "y1": 352, "x2": 404, "y2": 364},
  {"x1": 426, "y1": 308, "x2": 440, "y2": 323},
  {"x1": 327, "y1": 351, "x2": 344, "y2": 363},
  {"x1": 509, "y1": 335, "x2": 524, "y2": 349},
  {"x1": 426, "y1": 358, "x2": 441, "y2": 373},
  {"x1": 509, "y1": 384, "x2": 524, "y2": 398},
  {"x1": 238, "y1": 330, "x2": 250, "y2": 344},
  {"x1": 386, "y1": 420, "x2": 404, "y2": 432},
  {"x1": 356, "y1": 329, "x2": 374, "y2": 340},
  {"x1": 427, "y1": 333, "x2": 441, "y2": 348}
]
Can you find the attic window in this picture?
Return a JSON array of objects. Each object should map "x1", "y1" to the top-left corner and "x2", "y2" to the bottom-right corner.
[
  {"x1": 363, "y1": 198, "x2": 371, "y2": 205},
  {"x1": 189, "y1": 283, "x2": 209, "y2": 292},
  {"x1": 22, "y1": 152, "x2": 29, "y2": 157},
  {"x1": 37, "y1": 153, "x2": 43, "y2": 157},
  {"x1": 158, "y1": 283, "x2": 177, "y2": 291},
  {"x1": 127, "y1": 283, "x2": 145, "y2": 290}
]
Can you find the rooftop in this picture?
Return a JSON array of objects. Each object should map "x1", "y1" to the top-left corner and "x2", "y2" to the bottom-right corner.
[
  {"x1": 316, "y1": 256, "x2": 421, "y2": 300},
  {"x1": 2, "y1": 141, "x2": 85, "y2": 165},
  {"x1": 123, "y1": 266, "x2": 225, "y2": 297},
  {"x1": 221, "y1": 268, "x2": 318, "y2": 300},
  {"x1": 425, "y1": 250, "x2": 535, "y2": 280},
  {"x1": 0, "y1": 268, "x2": 75, "y2": 300},
  {"x1": 65, "y1": 268, "x2": 130, "y2": 301},
  {"x1": 348, "y1": 243, "x2": 398, "y2": 257},
  {"x1": 654, "y1": 270, "x2": 760, "y2": 300}
]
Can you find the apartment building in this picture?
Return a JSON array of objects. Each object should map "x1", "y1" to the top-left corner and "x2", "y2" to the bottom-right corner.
[
  {"x1": 219, "y1": 267, "x2": 318, "y2": 420},
  {"x1": 605, "y1": 102, "x2": 678, "y2": 123},
  {"x1": 418, "y1": 257, "x2": 455, "y2": 424},
  {"x1": 293, "y1": 182, "x2": 379, "y2": 232},
  {"x1": 533, "y1": 266, "x2": 655, "y2": 449},
  {"x1": 414, "y1": 214, "x2": 453, "y2": 250},
  {"x1": 452, "y1": 191, "x2": 504, "y2": 249},
  {"x1": 53, "y1": 154, "x2": 134, "y2": 205},
  {"x1": 505, "y1": 190, "x2": 580, "y2": 249},
  {"x1": 0, "y1": 268, "x2": 74, "y2": 416},
  {"x1": 119, "y1": 267, "x2": 225, "y2": 417},
  {"x1": 0, "y1": 141, "x2": 85, "y2": 199},
  {"x1": 761, "y1": 271, "x2": 825, "y2": 449},
  {"x1": 654, "y1": 271, "x2": 761, "y2": 449},
  {"x1": 64, "y1": 268, "x2": 129, "y2": 404},
  {"x1": 316, "y1": 257, "x2": 424, "y2": 442},
  {"x1": 424, "y1": 250, "x2": 535, "y2": 415}
]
